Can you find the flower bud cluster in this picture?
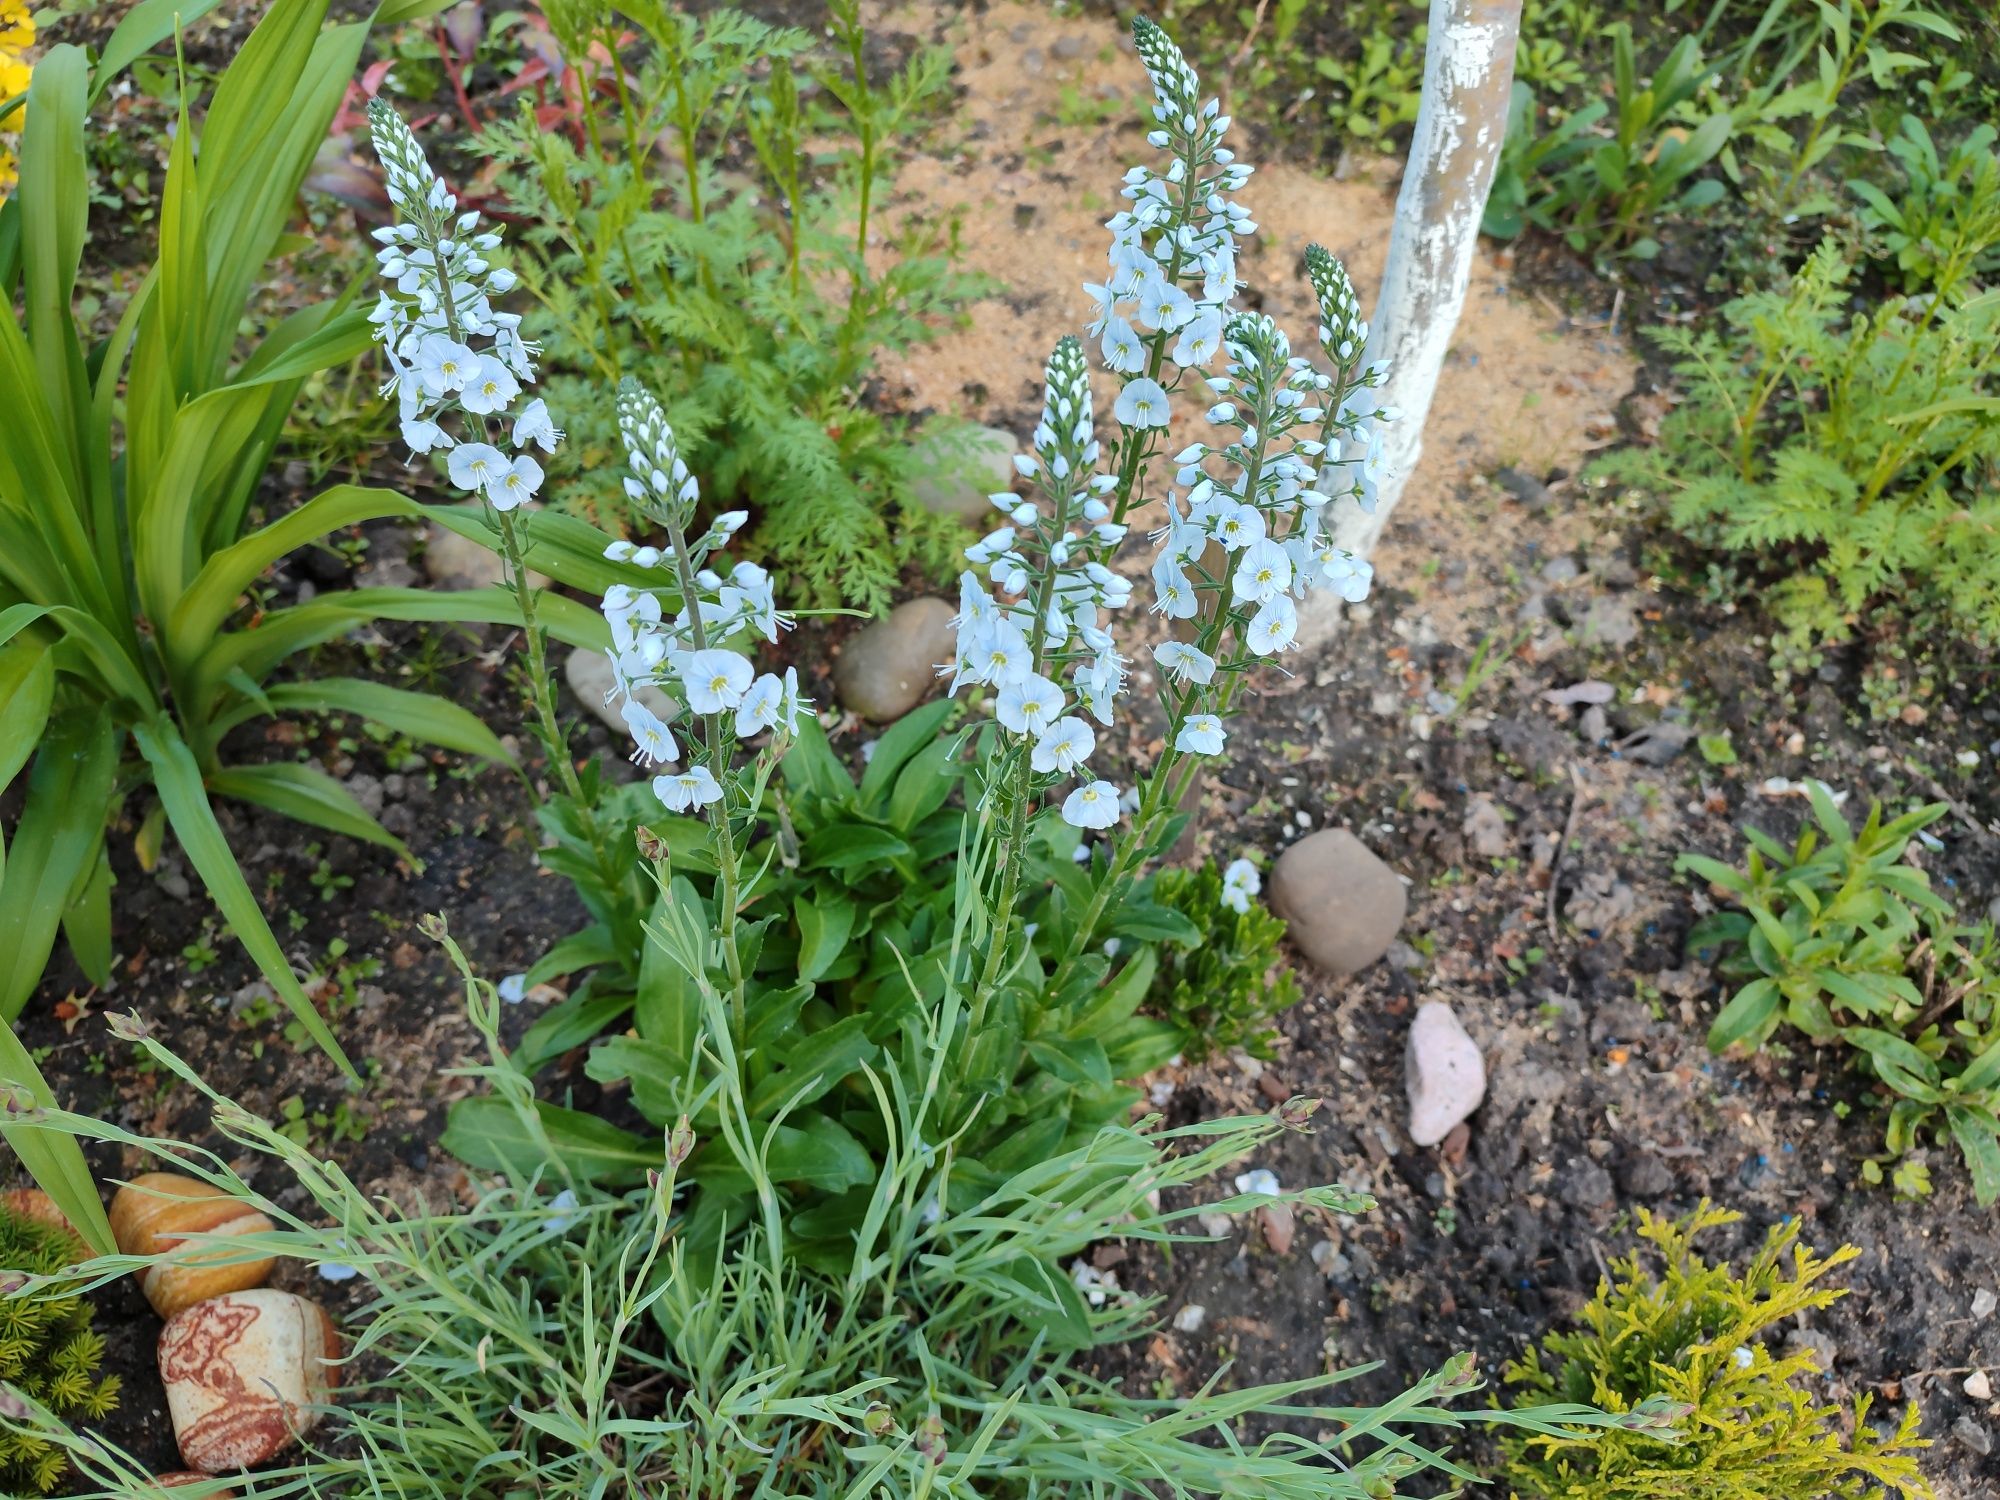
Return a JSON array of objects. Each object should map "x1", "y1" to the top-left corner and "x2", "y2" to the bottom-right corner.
[
  {"x1": 1086, "y1": 19, "x2": 1252, "y2": 476},
  {"x1": 365, "y1": 100, "x2": 559, "y2": 509},
  {"x1": 946, "y1": 339, "x2": 1134, "y2": 829},
  {"x1": 1304, "y1": 242, "x2": 1398, "y2": 515},
  {"x1": 598, "y1": 380, "x2": 807, "y2": 814},
  {"x1": 1145, "y1": 305, "x2": 1390, "y2": 751}
]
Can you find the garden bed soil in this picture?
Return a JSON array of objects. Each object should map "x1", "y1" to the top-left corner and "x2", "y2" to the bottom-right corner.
[{"x1": 21, "y1": 0, "x2": 2000, "y2": 1492}]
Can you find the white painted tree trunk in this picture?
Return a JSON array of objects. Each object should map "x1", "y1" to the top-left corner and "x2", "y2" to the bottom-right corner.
[{"x1": 1299, "y1": 0, "x2": 1523, "y2": 647}]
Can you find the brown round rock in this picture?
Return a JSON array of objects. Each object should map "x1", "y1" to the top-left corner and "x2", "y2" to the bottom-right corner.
[
  {"x1": 111, "y1": 1173, "x2": 276, "y2": 1319},
  {"x1": 833, "y1": 597, "x2": 957, "y2": 722},
  {"x1": 3, "y1": 1188, "x2": 82, "y2": 1244},
  {"x1": 1269, "y1": 829, "x2": 1408, "y2": 976},
  {"x1": 160, "y1": 1289, "x2": 340, "y2": 1474},
  {"x1": 155, "y1": 1476, "x2": 240, "y2": 1495}
]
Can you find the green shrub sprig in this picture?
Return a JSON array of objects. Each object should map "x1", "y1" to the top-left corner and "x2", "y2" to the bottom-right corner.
[
  {"x1": 0, "y1": 1205, "x2": 117, "y2": 1495},
  {"x1": 1600, "y1": 240, "x2": 2000, "y2": 662},
  {"x1": 1501, "y1": 1202, "x2": 1929, "y2": 1499}
]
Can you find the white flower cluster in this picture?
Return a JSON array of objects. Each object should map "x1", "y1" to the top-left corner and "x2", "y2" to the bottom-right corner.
[
  {"x1": 597, "y1": 380, "x2": 808, "y2": 814},
  {"x1": 946, "y1": 338, "x2": 1134, "y2": 829},
  {"x1": 1085, "y1": 17, "x2": 1253, "y2": 462},
  {"x1": 364, "y1": 101, "x2": 559, "y2": 506}
]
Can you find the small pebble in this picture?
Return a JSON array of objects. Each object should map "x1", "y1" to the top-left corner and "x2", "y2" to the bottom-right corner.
[
  {"x1": 1233, "y1": 1168, "x2": 1280, "y2": 1197},
  {"x1": 1965, "y1": 1369, "x2": 1992, "y2": 1402},
  {"x1": 1405, "y1": 1001, "x2": 1486, "y2": 1147},
  {"x1": 1172, "y1": 1303, "x2": 1206, "y2": 1333},
  {"x1": 1973, "y1": 1287, "x2": 1996, "y2": 1321},
  {"x1": 1258, "y1": 1202, "x2": 1296, "y2": 1255}
]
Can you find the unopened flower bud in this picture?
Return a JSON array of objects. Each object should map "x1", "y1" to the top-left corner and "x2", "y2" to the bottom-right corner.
[
  {"x1": 863, "y1": 1402, "x2": 895, "y2": 1438},
  {"x1": 106, "y1": 1010, "x2": 153, "y2": 1043},
  {"x1": 1437, "y1": 1351, "x2": 1480, "y2": 1396},
  {"x1": 668, "y1": 1116, "x2": 696, "y2": 1167},
  {"x1": 1276, "y1": 1096, "x2": 1320, "y2": 1130},
  {"x1": 418, "y1": 913, "x2": 449, "y2": 942},
  {"x1": 636, "y1": 826, "x2": 667, "y2": 863}
]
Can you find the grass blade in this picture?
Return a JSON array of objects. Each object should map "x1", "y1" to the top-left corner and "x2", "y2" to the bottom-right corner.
[
  {"x1": 17, "y1": 45, "x2": 89, "y2": 484},
  {"x1": 58, "y1": 846, "x2": 113, "y2": 990}
]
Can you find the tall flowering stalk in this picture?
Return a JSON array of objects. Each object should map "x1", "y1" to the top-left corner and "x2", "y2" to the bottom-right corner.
[
  {"x1": 598, "y1": 379, "x2": 808, "y2": 1023},
  {"x1": 1056, "y1": 308, "x2": 1388, "y2": 968},
  {"x1": 366, "y1": 100, "x2": 561, "y2": 660},
  {"x1": 1088, "y1": 18, "x2": 1255, "y2": 527},
  {"x1": 944, "y1": 338, "x2": 1134, "y2": 989},
  {"x1": 363, "y1": 101, "x2": 640, "y2": 897},
  {"x1": 945, "y1": 20, "x2": 1400, "y2": 981}
]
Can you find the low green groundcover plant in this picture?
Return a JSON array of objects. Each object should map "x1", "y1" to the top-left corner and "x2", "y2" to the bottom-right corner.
[
  {"x1": 1500, "y1": 1202, "x2": 1929, "y2": 1500},
  {"x1": 1, "y1": 973, "x2": 1668, "y2": 1497},
  {"x1": 1601, "y1": 240, "x2": 1999, "y2": 665},
  {"x1": 0, "y1": 1202, "x2": 116, "y2": 1495},
  {"x1": 1679, "y1": 789, "x2": 2000, "y2": 1205},
  {"x1": 1148, "y1": 856, "x2": 1301, "y2": 1062}
]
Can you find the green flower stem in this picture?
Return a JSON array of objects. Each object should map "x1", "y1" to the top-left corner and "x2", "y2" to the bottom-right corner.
[
  {"x1": 1108, "y1": 164, "x2": 1206, "y2": 528},
  {"x1": 430, "y1": 228, "x2": 628, "y2": 925},
  {"x1": 661, "y1": 514, "x2": 749, "y2": 1029},
  {"x1": 976, "y1": 473, "x2": 1077, "y2": 998}
]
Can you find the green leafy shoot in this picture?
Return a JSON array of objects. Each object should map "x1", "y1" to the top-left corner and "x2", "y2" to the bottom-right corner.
[
  {"x1": 1680, "y1": 792, "x2": 2000, "y2": 1204},
  {"x1": 1147, "y1": 858, "x2": 1301, "y2": 1061}
]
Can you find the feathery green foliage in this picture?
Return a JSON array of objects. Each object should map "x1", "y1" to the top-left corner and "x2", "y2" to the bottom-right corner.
[
  {"x1": 1147, "y1": 859, "x2": 1300, "y2": 1061},
  {"x1": 0, "y1": 1205, "x2": 117, "y2": 1495},
  {"x1": 1680, "y1": 789, "x2": 2000, "y2": 1205},
  {"x1": 1500, "y1": 1202, "x2": 1929, "y2": 1500},
  {"x1": 1598, "y1": 241, "x2": 2000, "y2": 661},
  {"x1": 473, "y1": 0, "x2": 979, "y2": 612}
]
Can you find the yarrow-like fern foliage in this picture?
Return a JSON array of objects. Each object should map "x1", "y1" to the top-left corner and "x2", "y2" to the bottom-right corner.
[{"x1": 1599, "y1": 239, "x2": 2000, "y2": 656}]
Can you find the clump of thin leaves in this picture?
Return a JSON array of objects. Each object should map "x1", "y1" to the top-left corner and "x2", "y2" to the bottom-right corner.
[{"x1": 4, "y1": 944, "x2": 1666, "y2": 1499}]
